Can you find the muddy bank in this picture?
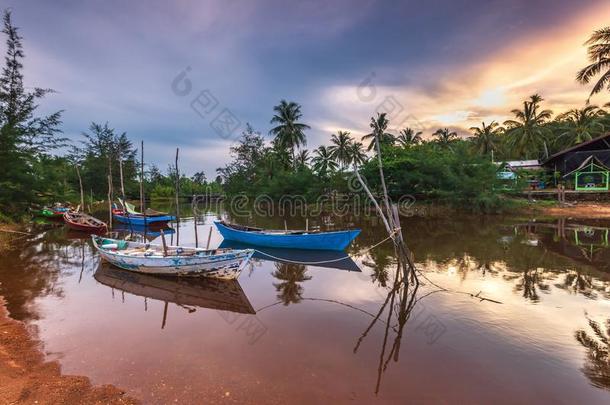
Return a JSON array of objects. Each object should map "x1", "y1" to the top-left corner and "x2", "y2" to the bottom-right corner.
[
  {"x1": 531, "y1": 202, "x2": 610, "y2": 218},
  {"x1": 0, "y1": 297, "x2": 138, "y2": 404}
]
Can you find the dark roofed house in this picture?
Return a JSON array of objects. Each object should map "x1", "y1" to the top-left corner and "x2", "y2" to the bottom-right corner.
[{"x1": 543, "y1": 133, "x2": 610, "y2": 191}]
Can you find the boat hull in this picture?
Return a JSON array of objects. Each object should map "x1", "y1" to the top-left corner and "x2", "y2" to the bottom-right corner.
[
  {"x1": 92, "y1": 237, "x2": 253, "y2": 280},
  {"x1": 214, "y1": 221, "x2": 360, "y2": 251},
  {"x1": 63, "y1": 212, "x2": 107, "y2": 233},
  {"x1": 113, "y1": 214, "x2": 176, "y2": 225}
]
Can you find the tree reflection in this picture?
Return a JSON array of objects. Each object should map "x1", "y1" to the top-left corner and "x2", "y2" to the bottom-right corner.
[
  {"x1": 271, "y1": 263, "x2": 312, "y2": 305},
  {"x1": 575, "y1": 315, "x2": 610, "y2": 390},
  {"x1": 354, "y1": 262, "x2": 421, "y2": 394}
]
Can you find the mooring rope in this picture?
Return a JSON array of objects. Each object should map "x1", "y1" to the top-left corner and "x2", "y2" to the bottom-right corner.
[{"x1": 250, "y1": 228, "x2": 401, "y2": 266}]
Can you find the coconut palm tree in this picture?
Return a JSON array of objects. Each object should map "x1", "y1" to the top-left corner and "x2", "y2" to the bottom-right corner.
[
  {"x1": 362, "y1": 113, "x2": 396, "y2": 151},
  {"x1": 503, "y1": 94, "x2": 553, "y2": 159},
  {"x1": 433, "y1": 128, "x2": 458, "y2": 147},
  {"x1": 295, "y1": 149, "x2": 310, "y2": 169},
  {"x1": 349, "y1": 141, "x2": 368, "y2": 167},
  {"x1": 269, "y1": 100, "x2": 310, "y2": 168},
  {"x1": 556, "y1": 105, "x2": 606, "y2": 146},
  {"x1": 469, "y1": 121, "x2": 502, "y2": 156},
  {"x1": 577, "y1": 27, "x2": 610, "y2": 100},
  {"x1": 575, "y1": 315, "x2": 610, "y2": 390},
  {"x1": 272, "y1": 263, "x2": 312, "y2": 305},
  {"x1": 329, "y1": 130, "x2": 353, "y2": 170},
  {"x1": 396, "y1": 127, "x2": 423, "y2": 148},
  {"x1": 311, "y1": 145, "x2": 337, "y2": 176}
]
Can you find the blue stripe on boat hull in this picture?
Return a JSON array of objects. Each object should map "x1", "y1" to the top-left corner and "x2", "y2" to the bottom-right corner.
[
  {"x1": 214, "y1": 221, "x2": 360, "y2": 251},
  {"x1": 113, "y1": 214, "x2": 176, "y2": 225}
]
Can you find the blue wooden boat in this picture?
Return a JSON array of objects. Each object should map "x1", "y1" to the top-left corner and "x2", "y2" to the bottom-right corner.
[
  {"x1": 214, "y1": 221, "x2": 360, "y2": 251},
  {"x1": 113, "y1": 213, "x2": 176, "y2": 225}
]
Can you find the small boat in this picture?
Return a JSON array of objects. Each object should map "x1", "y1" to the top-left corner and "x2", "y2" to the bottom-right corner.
[
  {"x1": 112, "y1": 223, "x2": 175, "y2": 241},
  {"x1": 64, "y1": 211, "x2": 107, "y2": 233},
  {"x1": 94, "y1": 263, "x2": 255, "y2": 314},
  {"x1": 214, "y1": 220, "x2": 361, "y2": 251},
  {"x1": 112, "y1": 200, "x2": 176, "y2": 225},
  {"x1": 92, "y1": 236, "x2": 254, "y2": 279},
  {"x1": 32, "y1": 206, "x2": 68, "y2": 219},
  {"x1": 113, "y1": 212, "x2": 176, "y2": 225}
]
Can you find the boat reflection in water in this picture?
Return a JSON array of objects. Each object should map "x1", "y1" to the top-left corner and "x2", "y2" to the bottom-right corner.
[
  {"x1": 94, "y1": 263, "x2": 255, "y2": 328},
  {"x1": 218, "y1": 240, "x2": 361, "y2": 272}
]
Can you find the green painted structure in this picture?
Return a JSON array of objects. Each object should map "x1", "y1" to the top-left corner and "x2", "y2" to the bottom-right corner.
[{"x1": 563, "y1": 156, "x2": 610, "y2": 192}]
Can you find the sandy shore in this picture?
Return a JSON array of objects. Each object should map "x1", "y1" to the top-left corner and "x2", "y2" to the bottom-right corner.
[{"x1": 0, "y1": 297, "x2": 138, "y2": 404}]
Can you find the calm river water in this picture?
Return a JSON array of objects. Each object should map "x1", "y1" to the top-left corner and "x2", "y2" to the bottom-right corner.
[{"x1": 1, "y1": 204, "x2": 609, "y2": 404}]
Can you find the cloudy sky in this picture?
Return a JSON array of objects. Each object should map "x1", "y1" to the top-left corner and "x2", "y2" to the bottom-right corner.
[{"x1": 3, "y1": 0, "x2": 610, "y2": 176}]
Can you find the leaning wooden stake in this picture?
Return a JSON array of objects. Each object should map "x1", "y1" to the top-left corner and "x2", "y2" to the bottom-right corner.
[
  {"x1": 205, "y1": 226, "x2": 213, "y2": 250},
  {"x1": 75, "y1": 165, "x2": 84, "y2": 212}
]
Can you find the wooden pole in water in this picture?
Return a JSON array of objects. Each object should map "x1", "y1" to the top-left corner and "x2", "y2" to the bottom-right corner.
[
  {"x1": 119, "y1": 157, "x2": 126, "y2": 201},
  {"x1": 306, "y1": 218, "x2": 309, "y2": 232},
  {"x1": 140, "y1": 141, "x2": 147, "y2": 227},
  {"x1": 161, "y1": 301, "x2": 168, "y2": 330},
  {"x1": 107, "y1": 174, "x2": 112, "y2": 230},
  {"x1": 175, "y1": 148, "x2": 180, "y2": 245},
  {"x1": 205, "y1": 226, "x2": 212, "y2": 250},
  {"x1": 75, "y1": 165, "x2": 84, "y2": 212},
  {"x1": 194, "y1": 215, "x2": 199, "y2": 248},
  {"x1": 284, "y1": 220, "x2": 288, "y2": 233},
  {"x1": 160, "y1": 229, "x2": 168, "y2": 256}
]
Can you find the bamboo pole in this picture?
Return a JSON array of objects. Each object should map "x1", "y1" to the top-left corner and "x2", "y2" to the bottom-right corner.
[
  {"x1": 119, "y1": 157, "x2": 126, "y2": 199},
  {"x1": 205, "y1": 226, "x2": 213, "y2": 250},
  {"x1": 107, "y1": 174, "x2": 112, "y2": 229},
  {"x1": 194, "y1": 215, "x2": 199, "y2": 248},
  {"x1": 160, "y1": 229, "x2": 168, "y2": 256},
  {"x1": 374, "y1": 128, "x2": 395, "y2": 230},
  {"x1": 140, "y1": 141, "x2": 147, "y2": 227},
  {"x1": 75, "y1": 165, "x2": 84, "y2": 212},
  {"x1": 175, "y1": 148, "x2": 180, "y2": 245}
]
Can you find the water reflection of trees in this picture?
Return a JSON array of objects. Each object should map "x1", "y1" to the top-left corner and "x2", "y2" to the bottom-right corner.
[
  {"x1": 271, "y1": 263, "x2": 312, "y2": 305},
  {"x1": 575, "y1": 315, "x2": 610, "y2": 391},
  {"x1": 0, "y1": 226, "x2": 94, "y2": 321},
  {"x1": 354, "y1": 264, "x2": 421, "y2": 394}
]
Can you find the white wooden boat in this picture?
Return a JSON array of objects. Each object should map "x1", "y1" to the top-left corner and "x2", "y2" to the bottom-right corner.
[{"x1": 92, "y1": 236, "x2": 254, "y2": 280}]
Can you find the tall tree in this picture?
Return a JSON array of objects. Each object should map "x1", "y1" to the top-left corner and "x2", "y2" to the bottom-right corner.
[
  {"x1": 396, "y1": 127, "x2": 422, "y2": 148},
  {"x1": 433, "y1": 128, "x2": 458, "y2": 147},
  {"x1": 349, "y1": 141, "x2": 368, "y2": 167},
  {"x1": 556, "y1": 105, "x2": 606, "y2": 146},
  {"x1": 72, "y1": 122, "x2": 137, "y2": 198},
  {"x1": 503, "y1": 94, "x2": 553, "y2": 159},
  {"x1": 362, "y1": 113, "x2": 395, "y2": 151},
  {"x1": 469, "y1": 121, "x2": 502, "y2": 156},
  {"x1": 577, "y1": 27, "x2": 610, "y2": 100},
  {"x1": 329, "y1": 130, "x2": 353, "y2": 170},
  {"x1": 295, "y1": 149, "x2": 310, "y2": 169},
  {"x1": 311, "y1": 145, "x2": 337, "y2": 177},
  {"x1": 0, "y1": 10, "x2": 64, "y2": 212},
  {"x1": 269, "y1": 100, "x2": 309, "y2": 169}
]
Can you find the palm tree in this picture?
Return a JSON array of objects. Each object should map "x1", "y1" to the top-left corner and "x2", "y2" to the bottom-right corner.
[
  {"x1": 311, "y1": 145, "x2": 338, "y2": 176},
  {"x1": 329, "y1": 130, "x2": 353, "y2": 170},
  {"x1": 575, "y1": 315, "x2": 610, "y2": 390},
  {"x1": 503, "y1": 94, "x2": 553, "y2": 159},
  {"x1": 556, "y1": 105, "x2": 605, "y2": 146},
  {"x1": 433, "y1": 128, "x2": 458, "y2": 146},
  {"x1": 269, "y1": 100, "x2": 310, "y2": 168},
  {"x1": 362, "y1": 113, "x2": 396, "y2": 151},
  {"x1": 349, "y1": 141, "x2": 368, "y2": 167},
  {"x1": 272, "y1": 263, "x2": 312, "y2": 305},
  {"x1": 577, "y1": 27, "x2": 610, "y2": 100},
  {"x1": 396, "y1": 127, "x2": 422, "y2": 148},
  {"x1": 295, "y1": 149, "x2": 309, "y2": 169},
  {"x1": 469, "y1": 121, "x2": 502, "y2": 156}
]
